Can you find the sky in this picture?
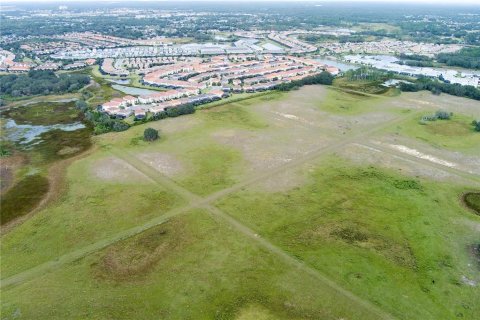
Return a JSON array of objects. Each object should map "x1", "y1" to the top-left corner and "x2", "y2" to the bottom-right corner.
[
  {"x1": 2, "y1": 0, "x2": 480, "y2": 3},
  {"x1": 2, "y1": 0, "x2": 480, "y2": 6}
]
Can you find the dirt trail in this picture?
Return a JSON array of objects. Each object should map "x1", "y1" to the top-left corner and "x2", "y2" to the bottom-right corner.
[
  {"x1": 361, "y1": 142, "x2": 480, "y2": 186},
  {"x1": 1, "y1": 111, "x2": 434, "y2": 320}
]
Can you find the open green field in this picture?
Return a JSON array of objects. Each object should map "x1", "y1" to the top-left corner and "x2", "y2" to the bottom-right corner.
[
  {"x1": 215, "y1": 157, "x2": 479, "y2": 319},
  {"x1": 2, "y1": 86, "x2": 479, "y2": 319},
  {"x1": 388, "y1": 113, "x2": 480, "y2": 154}
]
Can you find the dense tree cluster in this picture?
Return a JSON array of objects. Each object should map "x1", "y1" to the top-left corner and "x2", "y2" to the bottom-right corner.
[
  {"x1": 150, "y1": 104, "x2": 196, "y2": 121},
  {"x1": 436, "y1": 47, "x2": 480, "y2": 70},
  {"x1": 275, "y1": 71, "x2": 334, "y2": 91},
  {"x1": 399, "y1": 77, "x2": 480, "y2": 101},
  {"x1": 0, "y1": 70, "x2": 90, "y2": 97}
]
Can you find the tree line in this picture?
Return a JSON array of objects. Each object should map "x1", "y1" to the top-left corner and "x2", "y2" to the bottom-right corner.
[
  {"x1": 0, "y1": 70, "x2": 90, "y2": 97},
  {"x1": 275, "y1": 71, "x2": 334, "y2": 91},
  {"x1": 436, "y1": 47, "x2": 480, "y2": 70},
  {"x1": 399, "y1": 77, "x2": 480, "y2": 101}
]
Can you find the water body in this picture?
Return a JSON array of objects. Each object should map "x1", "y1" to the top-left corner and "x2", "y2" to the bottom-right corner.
[
  {"x1": 112, "y1": 84, "x2": 159, "y2": 96},
  {"x1": 382, "y1": 79, "x2": 413, "y2": 87},
  {"x1": 315, "y1": 58, "x2": 358, "y2": 71},
  {"x1": 3, "y1": 119, "x2": 86, "y2": 145},
  {"x1": 344, "y1": 54, "x2": 480, "y2": 86},
  {"x1": 107, "y1": 78, "x2": 131, "y2": 85}
]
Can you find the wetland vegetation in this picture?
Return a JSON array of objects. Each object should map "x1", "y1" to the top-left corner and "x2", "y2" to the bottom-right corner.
[{"x1": 0, "y1": 100, "x2": 92, "y2": 225}]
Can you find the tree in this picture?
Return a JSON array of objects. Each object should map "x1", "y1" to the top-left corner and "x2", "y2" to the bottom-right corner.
[{"x1": 144, "y1": 128, "x2": 159, "y2": 141}]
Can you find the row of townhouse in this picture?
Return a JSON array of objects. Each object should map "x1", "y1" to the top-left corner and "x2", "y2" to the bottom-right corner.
[
  {"x1": 100, "y1": 58, "x2": 129, "y2": 76},
  {"x1": 101, "y1": 90, "x2": 227, "y2": 119},
  {"x1": 137, "y1": 88, "x2": 199, "y2": 104}
]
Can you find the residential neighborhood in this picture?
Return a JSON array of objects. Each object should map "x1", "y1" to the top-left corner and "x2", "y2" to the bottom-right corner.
[{"x1": 100, "y1": 55, "x2": 337, "y2": 118}]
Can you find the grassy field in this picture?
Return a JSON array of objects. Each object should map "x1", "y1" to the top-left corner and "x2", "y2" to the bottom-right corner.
[
  {"x1": 317, "y1": 87, "x2": 382, "y2": 114},
  {"x1": 1, "y1": 210, "x2": 385, "y2": 320},
  {"x1": 2, "y1": 86, "x2": 479, "y2": 319},
  {"x1": 389, "y1": 113, "x2": 480, "y2": 154},
  {"x1": 1, "y1": 148, "x2": 185, "y2": 277},
  {"x1": 215, "y1": 157, "x2": 479, "y2": 320}
]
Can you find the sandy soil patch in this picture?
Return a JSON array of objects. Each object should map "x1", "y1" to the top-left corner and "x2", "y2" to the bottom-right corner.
[
  {"x1": 371, "y1": 135, "x2": 480, "y2": 176},
  {"x1": 338, "y1": 143, "x2": 463, "y2": 182},
  {"x1": 92, "y1": 157, "x2": 151, "y2": 183},
  {"x1": 254, "y1": 163, "x2": 313, "y2": 193},
  {"x1": 136, "y1": 152, "x2": 183, "y2": 178},
  {"x1": 253, "y1": 86, "x2": 396, "y2": 136},
  {"x1": 212, "y1": 127, "x2": 333, "y2": 174},
  {"x1": 386, "y1": 144, "x2": 458, "y2": 168}
]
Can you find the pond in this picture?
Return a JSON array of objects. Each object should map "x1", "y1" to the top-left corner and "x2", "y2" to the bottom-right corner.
[
  {"x1": 111, "y1": 84, "x2": 160, "y2": 96},
  {"x1": 107, "y1": 78, "x2": 131, "y2": 85},
  {"x1": 3, "y1": 119, "x2": 86, "y2": 145},
  {"x1": 315, "y1": 57, "x2": 358, "y2": 71},
  {"x1": 1, "y1": 102, "x2": 93, "y2": 163}
]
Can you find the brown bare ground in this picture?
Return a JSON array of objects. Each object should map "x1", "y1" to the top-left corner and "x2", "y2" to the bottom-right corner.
[
  {"x1": 91, "y1": 156, "x2": 152, "y2": 182},
  {"x1": 135, "y1": 152, "x2": 184, "y2": 178}
]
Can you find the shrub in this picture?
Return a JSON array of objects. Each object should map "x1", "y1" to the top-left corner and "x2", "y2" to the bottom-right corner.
[
  {"x1": 472, "y1": 120, "x2": 480, "y2": 132},
  {"x1": 144, "y1": 128, "x2": 159, "y2": 141},
  {"x1": 435, "y1": 110, "x2": 452, "y2": 120},
  {"x1": 75, "y1": 99, "x2": 88, "y2": 112}
]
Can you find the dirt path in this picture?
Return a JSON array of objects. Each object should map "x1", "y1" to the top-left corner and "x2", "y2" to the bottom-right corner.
[
  {"x1": 361, "y1": 142, "x2": 480, "y2": 186},
  {"x1": 112, "y1": 150, "x2": 397, "y2": 319},
  {"x1": 1, "y1": 112, "x2": 421, "y2": 319}
]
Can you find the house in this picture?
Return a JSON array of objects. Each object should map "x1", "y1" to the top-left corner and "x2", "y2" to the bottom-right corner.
[
  {"x1": 133, "y1": 108, "x2": 146, "y2": 120},
  {"x1": 210, "y1": 89, "x2": 228, "y2": 99},
  {"x1": 326, "y1": 66, "x2": 340, "y2": 76}
]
